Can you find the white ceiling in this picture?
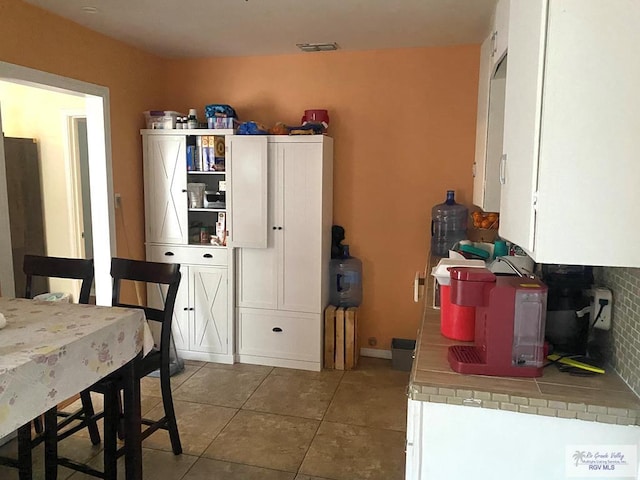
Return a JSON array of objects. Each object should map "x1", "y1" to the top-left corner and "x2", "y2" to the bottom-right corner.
[{"x1": 23, "y1": 0, "x2": 497, "y2": 58}]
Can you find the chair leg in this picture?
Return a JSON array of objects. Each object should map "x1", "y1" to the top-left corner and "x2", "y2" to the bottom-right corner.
[
  {"x1": 17, "y1": 423, "x2": 32, "y2": 480},
  {"x1": 44, "y1": 407, "x2": 58, "y2": 480},
  {"x1": 160, "y1": 373, "x2": 182, "y2": 455},
  {"x1": 79, "y1": 390, "x2": 101, "y2": 445},
  {"x1": 33, "y1": 416, "x2": 43, "y2": 435},
  {"x1": 103, "y1": 385, "x2": 119, "y2": 480}
]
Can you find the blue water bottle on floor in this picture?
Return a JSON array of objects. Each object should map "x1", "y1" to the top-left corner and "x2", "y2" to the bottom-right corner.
[{"x1": 329, "y1": 245, "x2": 362, "y2": 307}]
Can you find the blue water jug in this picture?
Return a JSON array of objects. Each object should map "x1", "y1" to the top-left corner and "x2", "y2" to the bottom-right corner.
[
  {"x1": 431, "y1": 190, "x2": 468, "y2": 257},
  {"x1": 329, "y1": 245, "x2": 362, "y2": 307}
]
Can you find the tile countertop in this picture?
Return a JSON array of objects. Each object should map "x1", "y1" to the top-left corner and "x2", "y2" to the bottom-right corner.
[{"x1": 409, "y1": 307, "x2": 640, "y2": 427}]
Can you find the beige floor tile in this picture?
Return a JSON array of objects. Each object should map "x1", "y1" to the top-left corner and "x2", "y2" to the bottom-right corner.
[
  {"x1": 173, "y1": 366, "x2": 269, "y2": 408},
  {"x1": 295, "y1": 475, "x2": 333, "y2": 480},
  {"x1": 202, "y1": 362, "x2": 274, "y2": 375},
  {"x1": 0, "y1": 435, "x2": 98, "y2": 480},
  {"x1": 243, "y1": 374, "x2": 339, "y2": 420},
  {"x1": 203, "y1": 410, "x2": 319, "y2": 472},
  {"x1": 141, "y1": 363, "x2": 202, "y2": 398},
  {"x1": 69, "y1": 447, "x2": 198, "y2": 480},
  {"x1": 183, "y1": 457, "x2": 296, "y2": 480},
  {"x1": 64, "y1": 393, "x2": 162, "y2": 442},
  {"x1": 324, "y1": 383, "x2": 408, "y2": 431},
  {"x1": 341, "y1": 357, "x2": 410, "y2": 388},
  {"x1": 184, "y1": 359, "x2": 207, "y2": 367},
  {"x1": 299, "y1": 422, "x2": 405, "y2": 480},
  {"x1": 270, "y1": 367, "x2": 344, "y2": 382},
  {"x1": 143, "y1": 400, "x2": 237, "y2": 455}
]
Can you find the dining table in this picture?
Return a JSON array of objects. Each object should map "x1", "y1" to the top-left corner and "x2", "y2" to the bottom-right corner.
[{"x1": 0, "y1": 297, "x2": 154, "y2": 480}]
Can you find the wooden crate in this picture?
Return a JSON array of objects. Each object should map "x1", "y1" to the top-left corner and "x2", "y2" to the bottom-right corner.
[{"x1": 324, "y1": 305, "x2": 359, "y2": 370}]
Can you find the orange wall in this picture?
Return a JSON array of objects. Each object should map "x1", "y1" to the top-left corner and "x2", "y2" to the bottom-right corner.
[
  {"x1": 0, "y1": 0, "x2": 479, "y2": 347},
  {"x1": 0, "y1": 0, "x2": 163, "y2": 261},
  {"x1": 165, "y1": 47, "x2": 479, "y2": 350},
  {"x1": 0, "y1": 0, "x2": 165, "y2": 302}
]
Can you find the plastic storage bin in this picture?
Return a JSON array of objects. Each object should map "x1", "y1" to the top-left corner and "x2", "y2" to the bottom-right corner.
[
  {"x1": 431, "y1": 190, "x2": 468, "y2": 257},
  {"x1": 144, "y1": 110, "x2": 182, "y2": 129},
  {"x1": 391, "y1": 338, "x2": 416, "y2": 371}
]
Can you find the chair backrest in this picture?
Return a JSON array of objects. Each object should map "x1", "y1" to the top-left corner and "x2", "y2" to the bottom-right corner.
[
  {"x1": 110, "y1": 257, "x2": 181, "y2": 358},
  {"x1": 23, "y1": 255, "x2": 94, "y2": 304}
]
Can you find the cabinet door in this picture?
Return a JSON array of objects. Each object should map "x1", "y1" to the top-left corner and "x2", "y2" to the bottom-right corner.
[
  {"x1": 278, "y1": 142, "x2": 323, "y2": 313},
  {"x1": 492, "y1": 0, "x2": 510, "y2": 66},
  {"x1": 499, "y1": 0, "x2": 548, "y2": 252},
  {"x1": 406, "y1": 399, "x2": 423, "y2": 480},
  {"x1": 191, "y1": 266, "x2": 228, "y2": 354},
  {"x1": 236, "y1": 142, "x2": 279, "y2": 309},
  {"x1": 534, "y1": 0, "x2": 640, "y2": 266},
  {"x1": 146, "y1": 249, "x2": 189, "y2": 351},
  {"x1": 472, "y1": 35, "x2": 493, "y2": 209},
  {"x1": 144, "y1": 135, "x2": 188, "y2": 244},
  {"x1": 227, "y1": 136, "x2": 268, "y2": 248}
]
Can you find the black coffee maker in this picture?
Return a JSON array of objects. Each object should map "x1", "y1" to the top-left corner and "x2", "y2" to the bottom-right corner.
[{"x1": 541, "y1": 264, "x2": 593, "y2": 355}]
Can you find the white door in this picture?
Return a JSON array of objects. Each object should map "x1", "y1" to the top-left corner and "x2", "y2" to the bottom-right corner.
[
  {"x1": 144, "y1": 135, "x2": 188, "y2": 244},
  {"x1": 499, "y1": 0, "x2": 548, "y2": 252},
  {"x1": 191, "y1": 266, "x2": 228, "y2": 354},
  {"x1": 0, "y1": 107, "x2": 15, "y2": 297},
  {"x1": 227, "y1": 136, "x2": 268, "y2": 248},
  {"x1": 278, "y1": 142, "x2": 323, "y2": 313}
]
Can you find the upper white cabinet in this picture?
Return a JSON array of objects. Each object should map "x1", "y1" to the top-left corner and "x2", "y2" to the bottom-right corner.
[
  {"x1": 143, "y1": 134, "x2": 188, "y2": 244},
  {"x1": 472, "y1": 36, "x2": 505, "y2": 213},
  {"x1": 226, "y1": 136, "x2": 268, "y2": 249},
  {"x1": 491, "y1": 0, "x2": 510, "y2": 67},
  {"x1": 472, "y1": 0, "x2": 509, "y2": 213},
  {"x1": 236, "y1": 136, "x2": 333, "y2": 371},
  {"x1": 500, "y1": 0, "x2": 640, "y2": 267}
]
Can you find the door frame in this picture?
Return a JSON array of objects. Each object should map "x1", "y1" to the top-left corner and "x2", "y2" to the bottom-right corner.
[{"x1": 0, "y1": 61, "x2": 115, "y2": 304}]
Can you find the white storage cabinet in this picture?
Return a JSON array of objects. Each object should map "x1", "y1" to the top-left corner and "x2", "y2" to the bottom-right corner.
[
  {"x1": 236, "y1": 136, "x2": 333, "y2": 371},
  {"x1": 142, "y1": 129, "x2": 266, "y2": 363},
  {"x1": 500, "y1": 0, "x2": 640, "y2": 267}
]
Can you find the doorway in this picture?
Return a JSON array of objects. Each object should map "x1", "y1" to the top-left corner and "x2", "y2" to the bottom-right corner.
[{"x1": 0, "y1": 61, "x2": 115, "y2": 305}]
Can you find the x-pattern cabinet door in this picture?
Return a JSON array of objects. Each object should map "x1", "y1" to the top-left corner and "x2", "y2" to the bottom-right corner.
[
  {"x1": 190, "y1": 266, "x2": 228, "y2": 354},
  {"x1": 144, "y1": 135, "x2": 188, "y2": 244}
]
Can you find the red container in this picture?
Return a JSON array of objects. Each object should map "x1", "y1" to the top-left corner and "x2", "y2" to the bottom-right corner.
[{"x1": 440, "y1": 285, "x2": 475, "y2": 341}]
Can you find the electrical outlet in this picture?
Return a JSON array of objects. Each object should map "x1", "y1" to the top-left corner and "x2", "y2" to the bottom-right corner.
[{"x1": 591, "y1": 287, "x2": 612, "y2": 330}]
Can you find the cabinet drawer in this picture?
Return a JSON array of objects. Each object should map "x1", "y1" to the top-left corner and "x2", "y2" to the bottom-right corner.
[
  {"x1": 237, "y1": 308, "x2": 320, "y2": 362},
  {"x1": 147, "y1": 244, "x2": 227, "y2": 267}
]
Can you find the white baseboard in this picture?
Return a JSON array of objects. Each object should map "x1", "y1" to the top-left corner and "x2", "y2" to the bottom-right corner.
[{"x1": 360, "y1": 348, "x2": 392, "y2": 360}]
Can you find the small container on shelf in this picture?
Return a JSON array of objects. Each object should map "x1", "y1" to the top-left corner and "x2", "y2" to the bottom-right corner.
[
  {"x1": 199, "y1": 227, "x2": 210, "y2": 244},
  {"x1": 143, "y1": 110, "x2": 182, "y2": 129}
]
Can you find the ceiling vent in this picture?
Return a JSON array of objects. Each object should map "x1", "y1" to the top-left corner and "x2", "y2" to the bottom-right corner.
[{"x1": 296, "y1": 42, "x2": 339, "y2": 52}]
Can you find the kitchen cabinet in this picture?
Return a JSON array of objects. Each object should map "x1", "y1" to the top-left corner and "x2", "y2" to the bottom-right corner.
[
  {"x1": 491, "y1": 0, "x2": 509, "y2": 68},
  {"x1": 500, "y1": 0, "x2": 640, "y2": 267},
  {"x1": 236, "y1": 135, "x2": 333, "y2": 371},
  {"x1": 472, "y1": 37, "x2": 505, "y2": 213},
  {"x1": 142, "y1": 129, "x2": 264, "y2": 362},
  {"x1": 147, "y1": 244, "x2": 231, "y2": 362},
  {"x1": 472, "y1": 0, "x2": 508, "y2": 213}
]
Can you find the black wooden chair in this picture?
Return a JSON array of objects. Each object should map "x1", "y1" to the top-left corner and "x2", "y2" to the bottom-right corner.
[
  {"x1": 0, "y1": 255, "x2": 99, "y2": 480},
  {"x1": 57, "y1": 257, "x2": 182, "y2": 480}
]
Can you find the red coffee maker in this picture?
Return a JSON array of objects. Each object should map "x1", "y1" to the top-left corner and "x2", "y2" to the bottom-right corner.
[{"x1": 447, "y1": 267, "x2": 548, "y2": 378}]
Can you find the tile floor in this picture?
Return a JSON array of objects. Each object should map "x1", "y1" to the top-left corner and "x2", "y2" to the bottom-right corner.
[{"x1": 0, "y1": 357, "x2": 408, "y2": 480}]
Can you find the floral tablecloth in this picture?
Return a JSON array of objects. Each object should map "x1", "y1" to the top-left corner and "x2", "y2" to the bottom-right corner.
[{"x1": 0, "y1": 297, "x2": 152, "y2": 439}]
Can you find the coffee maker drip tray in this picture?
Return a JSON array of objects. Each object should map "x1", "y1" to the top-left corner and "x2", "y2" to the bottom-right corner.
[
  {"x1": 448, "y1": 344, "x2": 543, "y2": 378},
  {"x1": 448, "y1": 345, "x2": 483, "y2": 368}
]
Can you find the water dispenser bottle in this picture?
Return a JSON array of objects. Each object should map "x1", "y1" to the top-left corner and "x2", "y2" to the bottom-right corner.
[
  {"x1": 329, "y1": 245, "x2": 362, "y2": 307},
  {"x1": 431, "y1": 190, "x2": 468, "y2": 257}
]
